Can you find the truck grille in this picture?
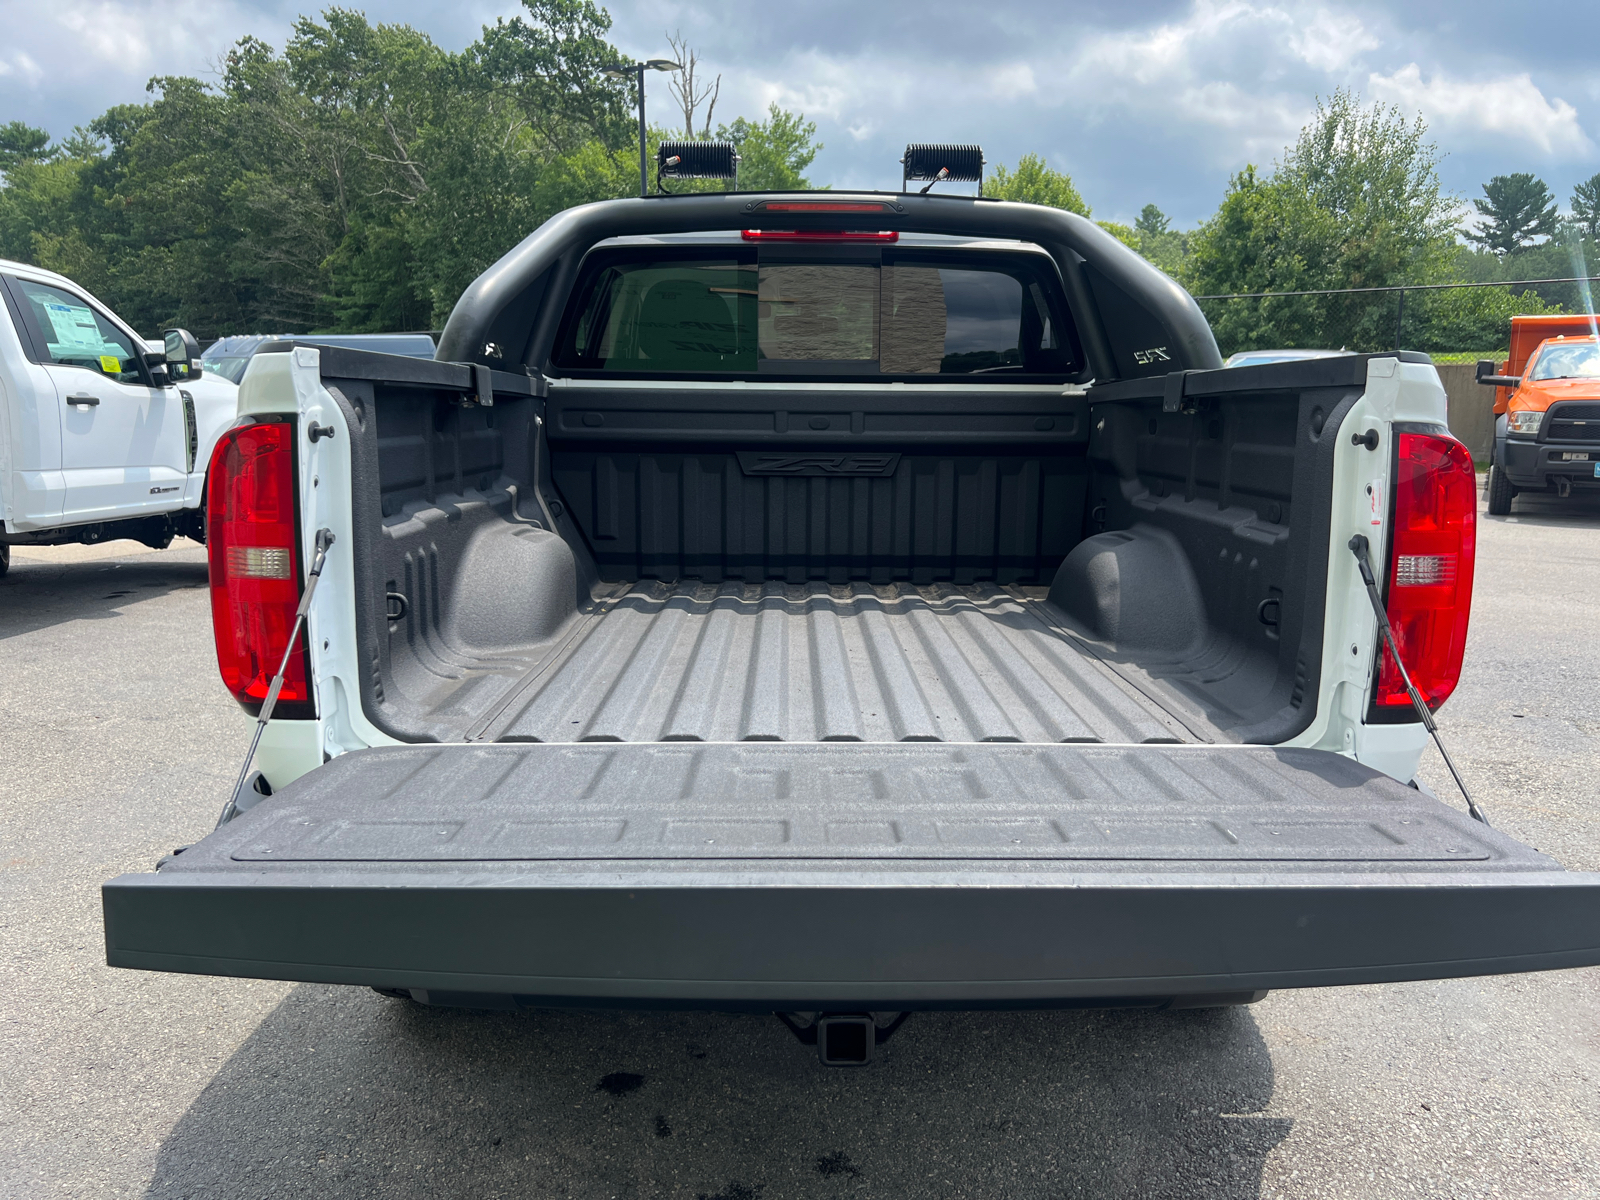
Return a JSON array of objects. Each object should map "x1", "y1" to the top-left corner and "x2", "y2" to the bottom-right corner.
[{"x1": 1544, "y1": 402, "x2": 1600, "y2": 442}]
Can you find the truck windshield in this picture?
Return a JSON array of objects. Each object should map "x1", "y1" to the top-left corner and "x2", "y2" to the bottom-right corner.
[
  {"x1": 554, "y1": 251, "x2": 1078, "y2": 378},
  {"x1": 201, "y1": 355, "x2": 252, "y2": 384},
  {"x1": 1530, "y1": 343, "x2": 1600, "y2": 380}
]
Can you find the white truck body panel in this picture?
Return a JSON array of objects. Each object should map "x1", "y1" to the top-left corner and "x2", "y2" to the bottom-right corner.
[
  {"x1": 0, "y1": 289, "x2": 65, "y2": 530},
  {"x1": 0, "y1": 258, "x2": 238, "y2": 536},
  {"x1": 1283, "y1": 356, "x2": 1438, "y2": 782}
]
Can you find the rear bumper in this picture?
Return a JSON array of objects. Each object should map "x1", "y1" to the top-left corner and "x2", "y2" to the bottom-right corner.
[
  {"x1": 1498, "y1": 436, "x2": 1600, "y2": 490},
  {"x1": 103, "y1": 742, "x2": 1600, "y2": 1008},
  {"x1": 105, "y1": 866, "x2": 1600, "y2": 1008}
]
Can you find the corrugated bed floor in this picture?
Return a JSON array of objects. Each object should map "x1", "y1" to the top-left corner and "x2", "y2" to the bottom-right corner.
[{"x1": 478, "y1": 583, "x2": 1198, "y2": 745}]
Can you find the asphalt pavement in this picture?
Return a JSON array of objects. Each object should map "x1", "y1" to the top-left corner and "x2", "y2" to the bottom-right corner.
[{"x1": 2, "y1": 492, "x2": 1598, "y2": 1200}]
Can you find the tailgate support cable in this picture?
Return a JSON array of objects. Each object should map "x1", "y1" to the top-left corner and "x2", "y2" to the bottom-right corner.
[
  {"x1": 1348, "y1": 534, "x2": 1489, "y2": 826},
  {"x1": 216, "y1": 527, "x2": 336, "y2": 829}
]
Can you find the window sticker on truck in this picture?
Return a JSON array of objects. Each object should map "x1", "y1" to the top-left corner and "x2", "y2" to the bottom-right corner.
[
  {"x1": 41, "y1": 300, "x2": 105, "y2": 352},
  {"x1": 1132, "y1": 346, "x2": 1171, "y2": 365}
]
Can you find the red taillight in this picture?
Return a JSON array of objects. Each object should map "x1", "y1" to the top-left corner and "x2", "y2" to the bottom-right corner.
[
  {"x1": 740, "y1": 229, "x2": 899, "y2": 242},
  {"x1": 1375, "y1": 431, "x2": 1477, "y2": 712},
  {"x1": 206, "y1": 420, "x2": 314, "y2": 718}
]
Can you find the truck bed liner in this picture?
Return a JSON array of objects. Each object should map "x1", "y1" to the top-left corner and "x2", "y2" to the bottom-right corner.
[
  {"x1": 469, "y1": 582, "x2": 1202, "y2": 745},
  {"x1": 104, "y1": 744, "x2": 1600, "y2": 1006}
]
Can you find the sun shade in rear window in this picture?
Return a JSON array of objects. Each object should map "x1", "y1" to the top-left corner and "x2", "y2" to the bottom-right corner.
[{"x1": 553, "y1": 250, "x2": 1079, "y2": 379}]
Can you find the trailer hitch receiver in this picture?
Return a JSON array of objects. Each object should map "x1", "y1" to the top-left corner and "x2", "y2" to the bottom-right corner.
[{"x1": 776, "y1": 1011, "x2": 909, "y2": 1065}]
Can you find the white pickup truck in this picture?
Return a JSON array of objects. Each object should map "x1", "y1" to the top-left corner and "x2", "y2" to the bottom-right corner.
[
  {"x1": 102, "y1": 193, "x2": 1600, "y2": 1064},
  {"x1": 0, "y1": 258, "x2": 236, "y2": 572}
]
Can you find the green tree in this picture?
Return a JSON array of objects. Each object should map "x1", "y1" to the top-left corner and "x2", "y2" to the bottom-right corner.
[
  {"x1": 718, "y1": 105, "x2": 820, "y2": 191},
  {"x1": 986, "y1": 154, "x2": 1088, "y2": 214},
  {"x1": 473, "y1": 0, "x2": 632, "y2": 155},
  {"x1": 1135, "y1": 204, "x2": 1169, "y2": 237},
  {"x1": 1441, "y1": 237, "x2": 1596, "y2": 314},
  {"x1": 0, "y1": 127, "x2": 92, "y2": 270},
  {"x1": 1571, "y1": 172, "x2": 1600, "y2": 239},
  {"x1": 1131, "y1": 203, "x2": 1190, "y2": 275},
  {"x1": 0, "y1": 2, "x2": 826, "y2": 335},
  {"x1": 1096, "y1": 221, "x2": 1138, "y2": 248},
  {"x1": 533, "y1": 138, "x2": 637, "y2": 212},
  {"x1": 1407, "y1": 285, "x2": 1561, "y2": 355},
  {"x1": 1467, "y1": 173, "x2": 1558, "y2": 256},
  {"x1": 0, "y1": 122, "x2": 54, "y2": 174},
  {"x1": 1186, "y1": 91, "x2": 1459, "y2": 351}
]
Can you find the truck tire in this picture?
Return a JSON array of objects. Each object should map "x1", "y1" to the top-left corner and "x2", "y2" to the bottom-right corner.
[
  {"x1": 1486, "y1": 463, "x2": 1514, "y2": 515},
  {"x1": 0, "y1": 542, "x2": 9, "y2": 578}
]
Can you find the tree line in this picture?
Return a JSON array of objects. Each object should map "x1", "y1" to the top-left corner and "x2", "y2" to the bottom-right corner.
[
  {"x1": 0, "y1": 2, "x2": 818, "y2": 339},
  {"x1": 0, "y1": 11, "x2": 1594, "y2": 356},
  {"x1": 986, "y1": 90, "x2": 1600, "y2": 355}
]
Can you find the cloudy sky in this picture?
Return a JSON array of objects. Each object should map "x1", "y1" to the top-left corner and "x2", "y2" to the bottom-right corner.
[{"x1": 4, "y1": 0, "x2": 1599, "y2": 228}]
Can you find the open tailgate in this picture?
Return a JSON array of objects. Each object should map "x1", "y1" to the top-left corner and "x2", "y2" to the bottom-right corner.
[{"x1": 103, "y1": 744, "x2": 1600, "y2": 1007}]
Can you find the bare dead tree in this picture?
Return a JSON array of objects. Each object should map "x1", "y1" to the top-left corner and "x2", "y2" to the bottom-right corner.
[{"x1": 664, "y1": 31, "x2": 721, "y2": 138}]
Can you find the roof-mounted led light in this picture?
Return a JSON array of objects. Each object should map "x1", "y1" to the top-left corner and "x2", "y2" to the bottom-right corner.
[
  {"x1": 657, "y1": 140, "x2": 739, "y2": 192},
  {"x1": 901, "y1": 143, "x2": 985, "y2": 194}
]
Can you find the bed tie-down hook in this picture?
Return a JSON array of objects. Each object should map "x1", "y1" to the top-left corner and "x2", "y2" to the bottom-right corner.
[
  {"x1": 1348, "y1": 534, "x2": 1488, "y2": 826},
  {"x1": 216, "y1": 528, "x2": 336, "y2": 829}
]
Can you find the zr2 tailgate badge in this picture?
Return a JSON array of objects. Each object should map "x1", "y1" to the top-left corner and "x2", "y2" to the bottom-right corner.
[{"x1": 737, "y1": 452, "x2": 900, "y2": 477}]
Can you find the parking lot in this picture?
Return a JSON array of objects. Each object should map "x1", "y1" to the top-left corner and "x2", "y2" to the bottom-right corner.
[{"x1": 2, "y1": 491, "x2": 1597, "y2": 1200}]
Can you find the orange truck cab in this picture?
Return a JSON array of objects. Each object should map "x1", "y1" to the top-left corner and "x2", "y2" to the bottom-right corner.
[{"x1": 1478, "y1": 314, "x2": 1600, "y2": 514}]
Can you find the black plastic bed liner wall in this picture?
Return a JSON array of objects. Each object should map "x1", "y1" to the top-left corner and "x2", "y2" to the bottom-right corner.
[{"x1": 465, "y1": 582, "x2": 1203, "y2": 745}]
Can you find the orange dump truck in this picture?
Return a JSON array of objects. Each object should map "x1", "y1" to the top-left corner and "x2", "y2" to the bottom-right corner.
[{"x1": 1478, "y1": 314, "x2": 1600, "y2": 514}]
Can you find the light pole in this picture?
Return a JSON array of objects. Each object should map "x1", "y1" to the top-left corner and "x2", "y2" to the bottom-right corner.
[{"x1": 604, "y1": 59, "x2": 682, "y2": 198}]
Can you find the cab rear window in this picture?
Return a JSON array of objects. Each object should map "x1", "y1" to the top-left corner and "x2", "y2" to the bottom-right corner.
[{"x1": 553, "y1": 250, "x2": 1079, "y2": 379}]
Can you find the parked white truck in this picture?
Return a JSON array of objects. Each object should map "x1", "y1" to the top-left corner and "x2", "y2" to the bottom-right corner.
[
  {"x1": 0, "y1": 259, "x2": 234, "y2": 573},
  {"x1": 103, "y1": 192, "x2": 1600, "y2": 1064}
]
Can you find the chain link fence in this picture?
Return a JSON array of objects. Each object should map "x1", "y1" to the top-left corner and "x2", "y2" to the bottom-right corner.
[{"x1": 1194, "y1": 276, "x2": 1600, "y2": 361}]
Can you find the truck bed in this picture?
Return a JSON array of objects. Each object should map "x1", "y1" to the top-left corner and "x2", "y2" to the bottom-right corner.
[
  {"x1": 464, "y1": 582, "x2": 1203, "y2": 745},
  {"x1": 355, "y1": 359, "x2": 1347, "y2": 748}
]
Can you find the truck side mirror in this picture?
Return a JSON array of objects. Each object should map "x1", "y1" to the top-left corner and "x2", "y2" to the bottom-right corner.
[
  {"x1": 142, "y1": 348, "x2": 172, "y2": 386},
  {"x1": 1474, "y1": 359, "x2": 1520, "y2": 388},
  {"x1": 163, "y1": 328, "x2": 203, "y2": 380}
]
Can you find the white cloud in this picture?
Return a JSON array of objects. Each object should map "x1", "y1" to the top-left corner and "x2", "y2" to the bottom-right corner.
[
  {"x1": 0, "y1": 53, "x2": 46, "y2": 88},
  {"x1": 1079, "y1": 0, "x2": 1380, "y2": 88},
  {"x1": 1369, "y1": 63, "x2": 1594, "y2": 158},
  {"x1": 742, "y1": 51, "x2": 907, "y2": 125},
  {"x1": 54, "y1": 4, "x2": 156, "y2": 73},
  {"x1": 1289, "y1": 8, "x2": 1380, "y2": 73},
  {"x1": 1084, "y1": 0, "x2": 1258, "y2": 90},
  {"x1": 1065, "y1": 0, "x2": 1321, "y2": 160},
  {"x1": 990, "y1": 63, "x2": 1037, "y2": 100},
  {"x1": 0, "y1": 0, "x2": 258, "y2": 127}
]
